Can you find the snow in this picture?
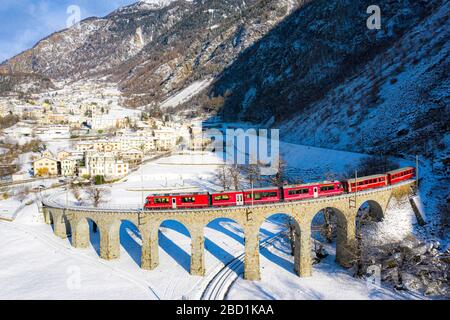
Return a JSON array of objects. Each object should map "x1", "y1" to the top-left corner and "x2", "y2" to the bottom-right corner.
[
  {"x1": 228, "y1": 252, "x2": 417, "y2": 300},
  {"x1": 361, "y1": 198, "x2": 417, "y2": 247},
  {"x1": 0, "y1": 148, "x2": 427, "y2": 300},
  {"x1": 160, "y1": 79, "x2": 213, "y2": 109},
  {"x1": 227, "y1": 213, "x2": 420, "y2": 300}
]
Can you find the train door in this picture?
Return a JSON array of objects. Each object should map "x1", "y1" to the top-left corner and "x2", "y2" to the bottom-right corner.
[
  {"x1": 236, "y1": 193, "x2": 244, "y2": 206},
  {"x1": 171, "y1": 197, "x2": 177, "y2": 209},
  {"x1": 313, "y1": 187, "x2": 319, "y2": 198}
]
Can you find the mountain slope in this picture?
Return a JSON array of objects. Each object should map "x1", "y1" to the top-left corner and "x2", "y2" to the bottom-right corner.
[
  {"x1": 0, "y1": 0, "x2": 303, "y2": 109},
  {"x1": 0, "y1": 1, "x2": 194, "y2": 80},
  {"x1": 210, "y1": 0, "x2": 446, "y2": 123}
]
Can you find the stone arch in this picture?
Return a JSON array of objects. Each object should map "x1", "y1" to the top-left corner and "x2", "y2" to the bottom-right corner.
[
  {"x1": 309, "y1": 206, "x2": 354, "y2": 268},
  {"x1": 203, "y1": 217, "x2": 245, "y2": 274},
  {"x1": 151, "y1": 219, "x2": 192, "y2": 273},
  {"x1": 69, "y1": 217, "x2": 89, "y2": 249},
  {"x1": 98, "y1": 219, "x2": 121, "y2": 260},
  {"x1": 205, "y1": 217, "x2": 245, "y2": 245},
  {"x1": 68, "y1": 215, "x2": 101, "y2": 252},
  {"x1": 49, "y1": 210, "x2": 71, "y2": 239},
  {"x1": 118, "y1": 219, "x2": 142, "y2": 267},
  {"x1": 357, "y1": 199, "x2": 385, "y2": 222},
  {"x1": 257, "y1": 212, "x2": 300, "y2": 277}
]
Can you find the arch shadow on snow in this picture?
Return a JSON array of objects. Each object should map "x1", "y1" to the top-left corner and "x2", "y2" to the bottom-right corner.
[
  {"x1": 204, "y1": 218, "x2": 245, "y2": 275},
  {"x1": 258, "y1": 213, "x2": 296, "y2": 275},
  {"x1": 158, "y1": 220, "x2": 191, "y2": 273},
  {"x1": 87, "y1": 218, "x2": 101, "y2": 256},
  {"x1": 119, "y1": 220, "x2": 142, "y2": 267}
]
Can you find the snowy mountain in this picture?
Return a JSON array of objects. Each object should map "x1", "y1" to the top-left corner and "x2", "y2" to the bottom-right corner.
[
  {"x1": 0, "y1": 0, "x2": 302, "y2": 109},
  {"x1": 207, "y1": 0, "x2": 449, "y2": 175}
]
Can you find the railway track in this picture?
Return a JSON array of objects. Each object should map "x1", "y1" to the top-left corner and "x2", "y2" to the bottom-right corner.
[{"x1": 200, "y1": 230, "x2": 287, "y2": 300}]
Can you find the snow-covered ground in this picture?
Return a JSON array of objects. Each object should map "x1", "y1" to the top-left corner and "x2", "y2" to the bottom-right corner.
[
  {"x1": 160, "y1": 78, "x2": 213, "y2": 109},
  {"x1": 0, "y1": 147, "x2": 427, "y2": 300}
]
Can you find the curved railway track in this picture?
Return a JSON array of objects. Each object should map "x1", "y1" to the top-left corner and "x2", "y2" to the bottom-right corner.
[{"x1": 200, "y1": 230, "x2": 287, "y2": 300}]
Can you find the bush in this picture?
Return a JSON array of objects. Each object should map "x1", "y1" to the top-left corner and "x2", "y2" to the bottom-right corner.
[{"x1": 94, "y1": 175, "x2": 106, "y2": 185}]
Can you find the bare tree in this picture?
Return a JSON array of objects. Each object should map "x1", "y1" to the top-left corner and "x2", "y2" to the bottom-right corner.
[
  {"x1": 227, "y1": 164, "x2": 242, "y2": 190},
  {"x1": 85, "y1": 185, "x2": 110, "y2": 208},
  {"x1": 322, "y1": 208, "x2": 335, "y2": 243},
  {"x1": 265, "y1": 157, "x2": 287, "y2": 187},
  {"x1": 15, "y1": 186, "x2": 30, "y2": 202},
  {"x1": 215, "y1": 164, "x2": 231, "y2": 190},
  {"x1": 241, "y1": 163, "x2": 261, "y2": 188},
  {"x1": 84, "y1": 185, "x2": 110, "y2": 233},
  {"x1": 285, "y1": 217, "x2": 297, "y2": 256},
  {"x1": 69, "y1": 182, "x2": 82, "y2": 204}
]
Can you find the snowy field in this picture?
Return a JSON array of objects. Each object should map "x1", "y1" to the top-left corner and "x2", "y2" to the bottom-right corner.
[{"x1": 0, "y1": 146, "x2": 425, "y2": 300}]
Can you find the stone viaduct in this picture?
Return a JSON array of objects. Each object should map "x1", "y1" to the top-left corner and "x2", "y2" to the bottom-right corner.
[{"x1": 42, "y1": 180, "x2": 414, "y2": 281}]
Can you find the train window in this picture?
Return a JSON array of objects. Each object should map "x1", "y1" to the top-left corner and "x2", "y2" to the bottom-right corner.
[
  {"x1": 154, "y1": 197, "x2": 169, "y2": 204},
  {"x1": 320, "y1": 185, "x2": 334, "y2": 191},
  {"x1": 182, "y1": 197, "x2": 196, "y2": 203},
  {"x1": 246, "y1": 194, "x2": 252, "y2": 199},
  {"x1": 261, "y1": 192, "x2": 278, "y2": 198},
  {"x1": 288, "y1": 188, "x2": 309, "y2": 195},
  {"x1": 214, "y1": 195, "x2": 230, "y2": 201}
]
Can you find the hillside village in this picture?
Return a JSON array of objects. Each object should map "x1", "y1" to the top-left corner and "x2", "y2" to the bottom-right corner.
[{"x1": 0, "y1": 79, "x2": 207, "y2": 183}]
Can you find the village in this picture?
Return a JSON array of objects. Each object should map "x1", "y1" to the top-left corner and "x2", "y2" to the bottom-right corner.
[{"x1": 0, "y1": 80, "x2": 208, "y2": 184}]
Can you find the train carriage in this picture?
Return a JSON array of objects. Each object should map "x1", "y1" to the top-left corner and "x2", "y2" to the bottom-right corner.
[
  {"x1": 283, "y1": 181, "x2": 344, "y2": 201},
  {"x1": 343, "y1": 173, "x2": 388, "y2": 193},
  {"x1": 144, "y1": 192, "x2": 210, "y2": 210},
  {"x1": 387, "y1": 167, "x2": 415, "y2": 184},
  {"x1": 211, "y1": 191, "x2": 245, "y2": 207},
  {"x1": 242, "y1": 187, "x2": 281, "y2": 205}
]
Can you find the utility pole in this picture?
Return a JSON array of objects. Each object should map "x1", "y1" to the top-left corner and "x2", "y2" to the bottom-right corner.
[
  {"x1": 251, "y1": 179, "x2": 254, "y2": 207},
  {"x1": 349, "y1": 169, "x2": 357, "y2": 209},
  {"x1": 141, "y1": 164, "x2": 144, "y2": 208},
  {"x1": 416, "y1": 154, "x2": 419, "y2": 189}
]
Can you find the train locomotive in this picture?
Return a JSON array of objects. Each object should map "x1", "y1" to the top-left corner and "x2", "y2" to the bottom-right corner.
[{"x1": 143, "y1": 167, "x2": 415, "y2": 210}]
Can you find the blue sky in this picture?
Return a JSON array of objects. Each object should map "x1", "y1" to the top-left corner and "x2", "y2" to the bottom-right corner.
[{"x1": 0, "y1": 0, "x2": 138, "y2": 63}]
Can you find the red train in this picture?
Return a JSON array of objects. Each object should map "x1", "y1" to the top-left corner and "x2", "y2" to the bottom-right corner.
[{"x1": 143, "y1": 167, "x2": 415, "y2": 210}]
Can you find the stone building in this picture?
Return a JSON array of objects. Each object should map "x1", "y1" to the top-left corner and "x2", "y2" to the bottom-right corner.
[{"x1": 33, "y1": 157, "x2": 59, "y2": 176}]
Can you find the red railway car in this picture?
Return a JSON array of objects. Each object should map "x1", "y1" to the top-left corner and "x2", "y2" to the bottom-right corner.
[
  {"x1": 343, "y1": 174, "x2": 388, "y2": 193},
  {"x1": 242, "y1": 187, "x2": 281, "y2": 205},
  {"x1": 283, "y1": 181, "x2": 344, "y2": 201},
  {"x1": 211, "y1": 191, "x2": 245, "y2": 207},
  {"x1": 387, "y1": 167, "x2": 415, "y2": 184},
  {"x1": 144, "y1": 192, "x2": 210, "y2": 210}
]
